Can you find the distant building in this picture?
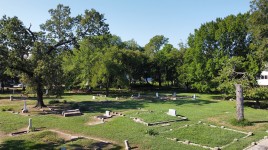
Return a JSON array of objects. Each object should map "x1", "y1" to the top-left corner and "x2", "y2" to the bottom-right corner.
[{"x1": 257, "y1": 71, "x2": 268, "y2": 86}]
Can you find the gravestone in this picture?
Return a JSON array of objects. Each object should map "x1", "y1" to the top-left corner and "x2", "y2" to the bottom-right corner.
[
  {"x1": 124, "y1": 140, "x2": 130, "y2": 150},
  {"x1": 193, "y1": 94, "x2": 196, "y2": 100},
  {"x1": 116, "y1": 97, "x2": 118, "y2": 100},
  {"x1": 167, "y1": 109, "x2": 176, "y2": 116},
  {"x1": 173, "y1": 92, "x2": 176, "y2": 97},
  {"x1": 27, "y1": 118, "x2": 32, "y2": 132},
  {"x1": 156, "y1": 92, "x2": 159, "y2": 98},
  {"x1": 22, "y1": 100, "x2": 28, "y2": 113},
  {"x1": 92, "y1": 96, "x2": 96, "y2": 100},
  {"x1": 10, "y1": 95, "x2": 13, "y2": 101},
  {"x1": 138, "y1": 93, "x2": 140, "y2": 98},
  {"x1": 105, "y1": 111, "x2": 111, "y2": 117}
]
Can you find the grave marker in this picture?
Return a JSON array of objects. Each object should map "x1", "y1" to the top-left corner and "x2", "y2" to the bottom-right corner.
[
  {"x1": 173, "y1": 92, "x2": 176, "y2": 97},
  {"x1": 27, "y1": 118, "x2": 32, "y2": 132},
  {"x1": 193, "y1": 94, "x2": 196, "y2": 100},
  {"x1": 105, "y1": 111, "x2": 111, "y2": 117},
  {"x1": 124, "y1": 140, "x2": 130, "y2": 150},
  {"x1": 156, "y1": 92, "x2": 159, "y2": 98},
  {"x1": 22, "y1": 100, "x2": 28, "y2": 113},
  {"x1": 92, "y1": 96, "x2": 96, "y2": 100},
  {"x1": 138, "y1": 93, "x2": 140, "y2": 98},
  {"x1": 167, "y1": 109, "x2": 176, "y2": 116},
  {"x1": 10, "y1": 95, "x2": 13, "y2": 101}
]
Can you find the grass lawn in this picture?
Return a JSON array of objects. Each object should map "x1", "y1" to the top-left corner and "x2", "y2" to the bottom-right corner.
[
  {"x1": 161, "y1": 123, "x2": 247, "y2": 147},
  {"x1": 0, "y1": 92, "x2": 268, "y2": 149}
]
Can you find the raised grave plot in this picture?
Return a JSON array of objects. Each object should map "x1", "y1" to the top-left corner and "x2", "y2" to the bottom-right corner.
[
  {"x1": 131, "y1": 110, "x2": 187, "y2": 126},
  {"x1": 161, "y1": 123, "x2": 249, "y2": 149}
]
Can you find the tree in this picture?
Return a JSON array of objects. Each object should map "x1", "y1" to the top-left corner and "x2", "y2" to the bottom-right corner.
[{"x1": 0, "y1": 4, "x2": 109, "y2": 107}]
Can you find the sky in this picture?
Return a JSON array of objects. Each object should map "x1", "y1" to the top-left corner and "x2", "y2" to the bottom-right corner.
[{"x1": 0, "y1": 0, "x2": 251, "y2": 47}]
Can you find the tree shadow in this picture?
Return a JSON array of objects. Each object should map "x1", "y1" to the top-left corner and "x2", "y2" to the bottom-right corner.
[
  {"x1": 67, "y1": 141, "x2": 122, "y2": 150},
  {"x1": 0, "y1": 140, "x2": 58, "y2": 150}
]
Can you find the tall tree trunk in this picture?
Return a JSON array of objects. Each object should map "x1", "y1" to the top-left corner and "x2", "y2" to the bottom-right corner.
[
  {"x1": 105, "y1": 80, "x2": 110, "y2": 97},
  {"x1": 35, "y1": 81, "x2": 46, "y2": 108},
  {"x1": 235, "y1": 84, "x2": 244, "y2": 121},
  {"x1": 158, "y1": 69, "x2": 162, "y2": 87}
]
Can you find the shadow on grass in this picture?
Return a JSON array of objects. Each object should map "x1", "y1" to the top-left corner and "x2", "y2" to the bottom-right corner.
[
  {"x1": 67, "y1": 141, "x2": 122, "y2": 150},
  {"x1": 0, "y1": 140, "x2": 57, "y2": 150}
]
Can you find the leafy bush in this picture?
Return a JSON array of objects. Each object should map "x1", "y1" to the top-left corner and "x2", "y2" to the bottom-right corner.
[
  {"x1": 70, "y1": 103, "x2": 79, "y2": 109},
  {"x1": 146, "y1": 129, "x2": 159, "y2": 136},
  {"x1": 230, "y1": 118, "x2": 252, "y2": 127},
  {"x1": 48, "y1": 100, "x2": 60, "y2": 104},
  {"x1": 245, "y1": 87, "x2": 268, "y2": 100}
]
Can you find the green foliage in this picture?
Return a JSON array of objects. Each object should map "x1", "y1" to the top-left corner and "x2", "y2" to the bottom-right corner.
[
  {"x1": 230, "y1": 118, "x2": 253, "y2": 127},
  {"x1": 48, "y1": 99, "x2": 60, "y2": 105},
  {"x1": 245, "y1": 86, "x2": 268, "y2": 100},
  {"x1": 145, "y1": 129, "x2": 159, "y2": 136}
]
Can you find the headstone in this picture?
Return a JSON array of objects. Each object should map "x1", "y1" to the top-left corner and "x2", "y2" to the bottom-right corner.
[
  {"x1": 173, "y1": 92, "x2": 176, "y2": 97},
  {"x1": 13, "y1": 89, "x2": 15, "y2": 94},
  {"x1": 193, "y1": 94, "x2": 196, "y2": 100},
  {"x1": 10, "y1": 95, "x2": 13, "y2": 101},
  {"x1": 22, "y1": 100, "x2": 28, "y2": 113},
  {"x1": 138, "y1": 93, "x2": 140, "y2": 98},
  {"x1": 116, "y1": 97, "x2": 118, "y2": 100},
  {"x1": 27, "y1": 118, "x2": 32, "y2": 132},
  {"x1": 124, "y1": 140, "x2": 130, "y2": 150},
  {"x1": 45, "y1": 89, "x2": 48, "y2": 95},
  {"x1": 105, "y1": 111, "x2": 110, "y2": 117},
  {"x1": 92, "y1": 96, "x2": 96, "y2": 100},
  {"x1": 167, "y1": 109, "x2": 176, "y2": 116},
  {"x1": 156, "y1": 92, "x2": 159, "y2": 98}
]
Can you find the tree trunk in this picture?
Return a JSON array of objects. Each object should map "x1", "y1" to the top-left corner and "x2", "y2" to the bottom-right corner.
[
  {"x1": 235, "y1": 84, "x2": 244, "y2": 121},
  {"x1": 35, "y1": 81, "x2": 46, "y2": 108},
  {"x1": 105, "y1": 80, "x2": 110, "y2": 97},
  {"x1": 158, "y1": 70, "x2": 162, "y2": 87}
]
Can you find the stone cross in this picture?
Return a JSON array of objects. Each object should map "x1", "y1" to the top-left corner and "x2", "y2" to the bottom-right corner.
[
  {"x1": 124, "y1": 140, "x2": 130, "y2": 150},
  {"x1": 167, "y1": 109, "x2": 176, "y2": 116},
  {"x1": 27, "y1": 118, "x2": 32, "y2": 132}
]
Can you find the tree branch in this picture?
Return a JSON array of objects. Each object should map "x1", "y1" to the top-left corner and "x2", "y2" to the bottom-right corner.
[{"x1": 46, "y1": 37, "x2": 76, "y2": 55}]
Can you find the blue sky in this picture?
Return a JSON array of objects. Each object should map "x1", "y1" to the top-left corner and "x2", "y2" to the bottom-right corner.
[{"x1": 0, "y1": 0, "x2": 251, "y2": 47}]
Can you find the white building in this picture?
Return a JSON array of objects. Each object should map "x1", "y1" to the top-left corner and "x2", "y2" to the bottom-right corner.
[{"x1": 257, "y1": 71, "x2": 268, "y2": 86}]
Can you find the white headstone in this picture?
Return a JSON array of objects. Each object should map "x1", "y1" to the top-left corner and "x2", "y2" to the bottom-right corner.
[
  {"x1": 167, "y1": 109, "x2": 176, "y2": 116},
  {"x1": 138, "y1": 93, "x2": 140, "y2": 98},
  {"x1": 193, "y1": 94, "x2": 196, "y2": 100},
  {"x1": 45, "y1": 89, "x2": 48, "y2": 95},
  {"x1": 173, "y1": 92, "x2": 176, "y2": 97},
  {"x1": 156, "y1": 92, "x2": 159, "y2": 98},
  {"x1": 116, "y1": 97, "x2": 118, "y2": 100},
  {"x1": 124, "y1": 140, "x2": 130, "y2": 150},
  {"x1": 27, "y1": 118, "x2": 32, "y2": 132},
  {"x1": 10, "y1": 95, "x2": 13, "y2": 101},
  {"x1": 105, "y1": 111, "x2": 110, "y2": 117},
  {"x1": 92, "y1": 96, "x2": 96, "y2": 100}
]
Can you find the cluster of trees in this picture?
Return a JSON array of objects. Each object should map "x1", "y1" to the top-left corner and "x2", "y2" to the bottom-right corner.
[{"x1": 0, "y1": 0, "x2": 267, "y2": 107}]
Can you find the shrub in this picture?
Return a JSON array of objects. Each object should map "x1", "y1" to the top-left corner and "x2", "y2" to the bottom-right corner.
[
  {"x1": 48, "y1": 100, "x2": 60, "y2": 104},
  {"x1": 146, "y1": 129, "x2": 159, "y2": 136},
  {"x1": 70, "y1": 103, "x2": 79, "y2": 109},
  {"x1": 230, "y1": 118, "x2": 252, "y2": 127}
]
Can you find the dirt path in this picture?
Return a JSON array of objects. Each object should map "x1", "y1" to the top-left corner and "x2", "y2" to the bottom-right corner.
[{"x1": 244, "y1": 138, "x2": 268, "y2": 150}]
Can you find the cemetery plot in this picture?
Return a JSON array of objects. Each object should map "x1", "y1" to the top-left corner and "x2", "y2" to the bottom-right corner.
[
  {"x1": 161, "y1": 123, "x2": 249, "y2": 149},
  {"x1": 130, "y1": 110, "x2": 187, "y2": 126}
]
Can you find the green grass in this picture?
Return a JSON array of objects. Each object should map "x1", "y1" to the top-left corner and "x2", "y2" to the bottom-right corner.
[
  {"x1": 128, "y1": 110, "x2": 184, "y2": 123},
  {"x1": 161, "y1": 124, "x2": 247, "y2": 147},
  {"x1": 0, "y1": 92, "x2": 268, "y2": 149}
]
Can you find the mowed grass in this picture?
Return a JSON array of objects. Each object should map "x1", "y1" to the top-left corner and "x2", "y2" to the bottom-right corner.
[
  {"x1": 127, "y1": 110, "x2": 184, "y2": 123},
  {"x1": 0, "y1": 92, "x2": 268, "y2": 149},
  {"x1": 161, "y1": 124, "x2": 247, "y2": 147}
]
